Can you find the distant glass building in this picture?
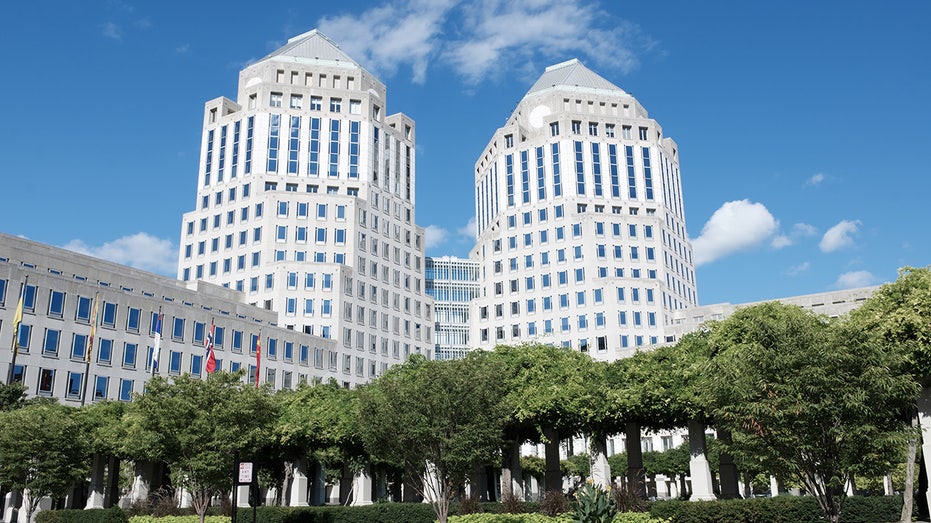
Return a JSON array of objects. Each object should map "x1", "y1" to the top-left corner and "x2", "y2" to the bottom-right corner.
[{"x1": 425, "y1": 257, "x2": 480, "y2": 360}]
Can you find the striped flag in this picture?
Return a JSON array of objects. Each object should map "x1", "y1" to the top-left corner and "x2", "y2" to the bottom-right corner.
[
  {"x1": 151, "y1": 313, "x2": 163, "y2": 372},
  {"x1": 205, "y1": 320, "x2": 217, "y2": 373}
]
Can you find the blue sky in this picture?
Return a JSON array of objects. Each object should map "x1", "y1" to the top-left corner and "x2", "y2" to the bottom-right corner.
[{"x1": 1, "y1": 1, "x2": 928, "y2": 305}]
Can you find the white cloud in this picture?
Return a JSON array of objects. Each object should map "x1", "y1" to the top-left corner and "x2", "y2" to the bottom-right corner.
[
  {"x1": 834, "y1": 270, "x2": 875, "y2": 289},
  {"x1": 456, "y1": 217, "x2": 477, "y2": 238},
  {"x1": 770, "y1": 235, "x2": 792, "y2": 249},
  {"x1": 792, "y1": 223, "x2": 818, "y2": 236},
  {"x1": 786, "y1": 262, "x2": 810, "y2": 276},
  {"x1": 692, "y1": 200, "x2": 779, "y2": 266},
  {"x1": 62, "y1": 233, "x2": 177, "y2": 275},
  {"x1": 316, "y1": 0, "x2": 654, "y2": 85},
  {"x1": 102, "y1": 22, "x2": 123, "y2": 41},
  {"x1": 805, "y1": 173, "x2": 825, "y2": 186},
  {"x1": 424, "y1": 225, "x2": 449, "y2": 249},
  {"x1": 175, "y1": 44, "x2": 190, "y2": 54},
  {"x1": 819, "y1": 220, "x2": 860, "y2": 252}
]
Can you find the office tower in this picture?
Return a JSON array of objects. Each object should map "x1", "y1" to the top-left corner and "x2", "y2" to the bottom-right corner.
[
  {"x1": 178, "y1": 30, "x2": 433, "y2": 386},
  {"x1": 468, "y1": 59, "x2": 697, "y2": 360},
  {"x1": 425, "y1": 256, "x2": 480, "y2": 360}
]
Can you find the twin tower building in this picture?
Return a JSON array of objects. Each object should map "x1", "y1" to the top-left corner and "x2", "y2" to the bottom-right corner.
[{"x1": 177, "y1": 29, "x2": 697, "y2": 377}]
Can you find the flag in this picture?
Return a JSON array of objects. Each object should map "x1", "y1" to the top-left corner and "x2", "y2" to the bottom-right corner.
[
  {"x1": 10, "y1": 280, "x2": 25, "y2": 353},
  {"x1": 254, "y1": 330, "x2": 261, "y2": 388},
  {"x1": 86, "y1": 293, "x2": 99, "y2": 363},
  {"x1": 205, "y1": 320, "x2": 217, "y2": 374},
  {"x1": 152, "y1": 313, "x2": 163, "y2": 371}
]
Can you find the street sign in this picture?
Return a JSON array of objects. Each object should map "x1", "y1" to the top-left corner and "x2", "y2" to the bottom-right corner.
[{"x1": 237, "y1": 461, "x2": 254, "y2": 485}]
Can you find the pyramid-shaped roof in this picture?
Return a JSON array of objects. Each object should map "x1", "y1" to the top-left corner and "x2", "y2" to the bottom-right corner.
[
  {"x1": 526, "y1": 59, "x2": 627, "y2": 97},
  {"x1": 261, "y1": 29, "x2": 361, "y2": 67}
]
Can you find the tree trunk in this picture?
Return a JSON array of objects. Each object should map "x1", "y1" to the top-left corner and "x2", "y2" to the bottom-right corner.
[{"x1": 901, "y1": 410, "x2": 919, "y2": 523}]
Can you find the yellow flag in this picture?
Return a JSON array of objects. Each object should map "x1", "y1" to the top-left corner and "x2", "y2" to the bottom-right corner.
[
  {"x1": 86, "y1": 293, "x2": 99, "y2": 363},
  {"x1": 11, "y1": 287, "x2": 24, "y2": 353}
]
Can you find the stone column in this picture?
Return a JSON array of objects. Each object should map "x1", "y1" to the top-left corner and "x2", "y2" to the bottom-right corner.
[
  {"x1": 687, "y1": 420, "x2": 716, "y2": 501},
  {"x1": 769, "y1": 475, "x2": 780, "y2": 498},
  {"x1": 104, "y1": 456, "x2": 120, "y2": 508},
  {"x1": 126, "y1": 461, "x2": 154, "y2": 507},
  {"x1": 589, "y1": 436, "x2": 611, "y2": 488},
  {"x1": 716, "y1": 430, "x2": 740, "y2": 499},
  {"x1": 919, "y1": 387, "x2": 931, "y2": 512},
  {"x1": 543, "y1": 427, "x2": 561, "y2": 493},
  {"x1": 351, "y1": 465, "x2": 373, "y2": 506},
  {"x1": 236, "y1": 485, "x2": 251, "y2": 508},
  {"x1": 624, "y1": 422, "x2": 646, "y2": 498},
  {"x1": 85, "y1": 453, "x2": 106, "y2": 509},
  {"x1": 500, "y1": 441, "x2": 524, "y2": 499},
  {"x1": 339, "y1": 464, "x2": 353, "y2": 505},
  {"x1": 310, "y1": 461, "x2": 327, "y2": 506},
  {"x1": 289, "y1": 457, "x2": 309, "y2": 507},
  {"x1": 4, "y1": 491, "x2": 22, "y2": 523}
]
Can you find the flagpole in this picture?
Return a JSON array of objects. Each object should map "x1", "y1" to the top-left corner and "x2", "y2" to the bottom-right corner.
[
  {"x1": 7, "y1": 275, "x2": 27, "y2": 385},
  {"x1": 81, "y1": 292, "x2": 100, "y2": 406}
]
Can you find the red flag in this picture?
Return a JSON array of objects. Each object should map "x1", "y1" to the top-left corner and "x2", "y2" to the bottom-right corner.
[
  {"x1": 205, "y1": 321, "x2": 217, "y2": 374},
  {"x1": 254, "y1": 330, "x2": 262, "y2": 388}
]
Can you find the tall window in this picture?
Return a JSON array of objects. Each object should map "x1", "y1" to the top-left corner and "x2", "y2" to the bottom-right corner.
[
  {"x1": 328, "y1": 120, "x2": 340, "y2": 177},
  {"x1": 287, "y1": 116, "x2": 300, "y2": 174},
  {"x1": 267, "y1": 114, "x2": 281, "y2": 173}
]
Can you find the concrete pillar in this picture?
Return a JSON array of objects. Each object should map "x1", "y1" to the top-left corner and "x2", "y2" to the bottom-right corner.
[
  {"x1": 655, "y1": 475, "x2": 670, "y2": 499},
  {"x1": 128, "y1": 461, "x2": 155, "y2": 504},
  {"x1": 769, "y1": 475, "x2": 780, "y2": 497},
  {"x1": 687, "y1": 420, "x2": 716, "y2": 501},
  {"x1": 4, "y1": 491, "x2": 22, "y2": 523},
  {"x1": 264, "y1": 487, "x2": 277, "y2": 506},
  {"x1": 178, "y1": 488, "x2": 192, "y2": 509},
  {"x1": 543, "y1": 427, "x2": 561, "y2": 493},
  {"x1": 500, "y1": 441, "x2": 524, "y2": 499},
  {"x1": 668, "y1": 477, "x2": 679, "y2": 499},
  {"x1": 589, "y1": 437, "x2": 611, "y2": 488},
  {"x1": 20, "y1": 490, "x2": 51, "y2": 523},
  {"x1": 85, "y1": 453, "x2": 106, "y2": 509},
  {"x1": 884, "y1": 474, "x2": 894, "y2": 496},
  {"x1": 310, "y1": 461, "x2": 327, "y2": 506},
  {"x1": 289, "y1": 457, "x2": 309, "y2": 507},
  {"x1": 236, "y1": 485, "x2": 250, "y2": 508},
  {"x1": 339, "y1": 464, "x2": 353, "y2": 505},
  {"x1": 624, "y1": 422, "x2": 646, "y2": 498},
  {"x1": 716, "y1": 430, "x2": 740, "y2": 499},
  {"x1": 351, "y1": 465, "x2": 373, "y2": 506},
  {"x1": 471, "y1": 466, "x2": 488, "y2": 501},
  {"x1": 104, "y1": 456, "x2": 120, "y2": 508}
]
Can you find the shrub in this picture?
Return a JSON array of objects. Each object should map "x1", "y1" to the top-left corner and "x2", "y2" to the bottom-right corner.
[
  {"x1": 37, "y1": 507, "x2": 129, "y2": 523},
  {"x1": 501, "y1": 492, "x2": 530, "y2": 514},
  {"x1": 647, "y1": 495, "x2": 901, "y2": 523},
  {"x1": 573, "y1": 483, "x2": 616, "y2": 523},
  {"x1": 539, "y1": 491, "x2": 570, "y2": 517}
]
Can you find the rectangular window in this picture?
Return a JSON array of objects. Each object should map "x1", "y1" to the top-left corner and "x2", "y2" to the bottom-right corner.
[
  {"x1": 66, "y1": 371, "x2": 82, "y2": 398},
  {"x1": 267, "y1": 114, "x2": 280, "y2": 172},
  {"x1": 119, "y1": 379, "x2": 133, "y2": 402},
  {"x1": 94, "y1": 375, "x2": 109, "y2": 400},
  {"x1": 97, "y1": 338, "x2": 113, "y2": 364},
  {"x1": 48, "y1": 290, "x2": 65, "y2": 318},
  {"x1": 38, "y1": 368, "x2": 55, "y2": 395}
]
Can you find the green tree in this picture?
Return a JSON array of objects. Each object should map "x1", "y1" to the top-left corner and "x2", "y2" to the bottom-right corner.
[
  {"x1": 357, "y1": 353, "x2": 507, "y2": 523},
  {"x1": 0, "y1": 382, "x2": 26, "y2": 411},
  {"x1": 851, "y1": 266, "x2": 931, "y2": 522},
  {"x1": 122, "y1": 372, "x2": 277, "y2": 523},
  {"x1": 0, "y1": 401, "x2": 88, "y2": 523},
  {"x1": 703, "y1": 302, "x2": 917, "y2": 523}
]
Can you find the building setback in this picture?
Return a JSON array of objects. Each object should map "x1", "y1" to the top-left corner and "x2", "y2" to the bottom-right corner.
[
  {"x1": 0, "y1": 232, "x2": 336, "y2": 402},
  {"x1": 468, "y1": 59, "x2": 697, "y2": 360},
  {"x1": 177, "y1": 30, "x2": 434, "y2": 387},
  {"x1": 426, "y1": 256, "x2": 480, "y2": 360}
]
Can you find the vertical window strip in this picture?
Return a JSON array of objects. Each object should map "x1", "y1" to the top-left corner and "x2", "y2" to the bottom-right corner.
[
  {"x1": 218, "y1": 126, "x2": 227, "y2": 182},
  {"x1": 266, "y1": 114, "x2": 280, "y2": 173},
  {"x1": 536, "y1": 147, "x2": 546, "y2": 201},
  {"x1": 551, "y1": 143, "x2": 562, "y2": 197},
  {"x1": 574, "y1": 141, "x2": 585, "y2": 196},
  {"x1": 349, "y1": 121, "x2": 360, "y2": 179},
  {"x1": 288, "y1": 116, "x2": 300, "y2": 174},
  {"x1": 505, "y1": 154, "x2": 515, "y2": 207},
  {"x1": 625, "y1": 145, "x2": 637, "y2": 199},
  {"x1": 204, "y1": 129, "x2": 214, "y2": 186},
  {"x1": 520, "y1": 150, "x2": 530, "y2": 204},
  {"x1": 231, "y1": 121, "x2": 240, "y2": 178},
  {"x1": 592, "y1": 142, "x2": 603, "y2": 197},
  {"x1": 308, "y1": 117, "x2": 320, "y2": 176},
  {"x1": 642, "y1": 147, "x2": 654, "y2": 200},
  {"x1": 609, "y1": 144, "x2": 620, "y2": 198},
  {"x1": 328, "y1": 119, "x2": 340, "y2": 177},
  {"x1": 244, "y1": 116, "x2": 254, "y2": 175}
]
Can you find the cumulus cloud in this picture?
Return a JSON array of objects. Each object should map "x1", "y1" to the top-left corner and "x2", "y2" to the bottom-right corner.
[
  {"x1": 793, "y1": 223, "x2": 818, "y2": 236},
  {"x1": 424, "y1": 225, "x2": 449, "y2": 249},
  {"x1": 692, "y1": 200, "x2": 779, "y2": 266},
  {"x1": 771, "y1": 235, "x2": 792, "y2": 249},
  {"x1": 834, "y1": 270, "x2": 875, "y2": 289},
  {"x1": 317, "y1": 0, "x2": 655, "y2": 85},
  {"x1": 770, "y1": 222, "x2": 818, "y2": 249},
  {"x1": 62, "y1": 233, "x2": 177, "y2": 275},
  {"x1": 456, "y1": 217, "x2": 477, "y2": 238},
  {"x1": 102, "y1": 22, "x2": 123, "y2": 41},
  {"x1": 805, "y1": 173, "x2": 825, "y2": 186},
  {"x1": 819, "y1": 220, "x2": 860, "y2": 252},
  {"x1": 786, "y1": 262, "x2": 810, "y2": 276}
]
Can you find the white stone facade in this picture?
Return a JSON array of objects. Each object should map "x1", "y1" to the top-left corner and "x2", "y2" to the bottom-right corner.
[
  {"x1": 426, "y1": 256, "x2": 480, "y2": 360},
  {"x1": 468, "y1": 59, "x2": 697, "y2": 360},
  {"x1": 176, "y1": 30, "x2": 433, "y2": 387}
]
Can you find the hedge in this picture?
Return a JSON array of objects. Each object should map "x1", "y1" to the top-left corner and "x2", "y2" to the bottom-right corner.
[
  {"x1": 648, "y1": 495, "x2": 902, "y2": 523},
  {"x1": 36, "y1": 507, "x2": 129, "y2": 523}
]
